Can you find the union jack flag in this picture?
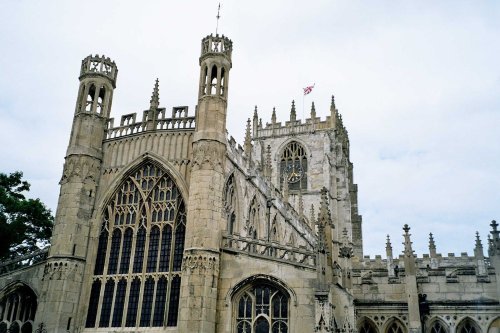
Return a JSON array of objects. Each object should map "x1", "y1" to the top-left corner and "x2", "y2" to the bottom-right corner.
[{"x1": 303, "y1": 84, "x2": 315, "y2": 95}]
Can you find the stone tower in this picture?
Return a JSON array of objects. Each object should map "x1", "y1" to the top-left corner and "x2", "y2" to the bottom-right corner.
[
  {"x1": 36, "y1": 55, "x2": 117, "y2": 332},
  {"x1": 177, "y1": 34, "x2": 232, "y2": 332}
]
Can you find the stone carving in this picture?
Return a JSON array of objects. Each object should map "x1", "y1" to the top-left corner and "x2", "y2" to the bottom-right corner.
[
  {"x1": 182, "y1": 253, "x2": 218, "y2": 274},
  {"x1": 60, "y1": 156, "x2": 101, "y2": 185},
  {"x1": 42, "y1": 261, "x2": 81, "y2": 281},
  {"x1": 191, "y1": 140, "x2": 225, "y2": 172},
  {"x1": 314, "y1": 296, "x2": 336, "y2": 332}
]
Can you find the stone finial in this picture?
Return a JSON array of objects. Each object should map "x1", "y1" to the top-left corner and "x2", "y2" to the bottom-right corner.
[
  {"x1": 474, "y1": 231, "x2": 484, "y2": 258},
  {"x1": 386, "y1": 235, "x2": 393, "y2": 258},
  {"x1": 331, "y1": 95, "x2": 336, "y2": 110},
  {"x1": 253, "y1": 105, "x2": 258, "y2": 120},
  {"x1": 317, "y1": 187, "x2": 332, "y2": 227},
  {"x1": 244, "y1": 118, "x2": 252, "y2": 157},
  {"x1": 290, "y1": 100, "x2": 296, "y2": 122},
  {"x1": 271, "y1": 107, "x2": 277, "y2": 124},
  {"x1": 150, "y1": 78, "x2": 160, "y2": 110},
  {"x1": 282, "y1": 177, "x2": 289, "y2": 204},
  {"x1": 490, "y1": 220, "x2": 500, "y2": 256},
  {"x1": 258, "y1": 118, "x2": 263, "y2": 129},
  {"x1": 298, "y1": 189, "x2": 304, "y2": 218},
  {"x1": 402, "y1": 224, "x2": 414, "y2": 258},
  {"x1": 429, "y1": 233, "x2": 437, "y2": 257},
  {"x1": 265, "y1": 145, "x2": 272, "y2": 180},
  {"x1": 311, "y1": 101, "x2": 316, "y2": 119},
  {"x1": 310, "y1": 204, "x2": 316, "y2": 228}
]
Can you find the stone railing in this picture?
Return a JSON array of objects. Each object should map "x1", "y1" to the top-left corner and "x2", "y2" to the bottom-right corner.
[
  {"x1": 0, "y1": 247, "x2": 49, "y2": 275},
  {"x1": 106, "y1": 107, "x2": 196, "y2": 140},
  {"x1": 222, "y1": 233, "x2": 316, "y2": 269}
]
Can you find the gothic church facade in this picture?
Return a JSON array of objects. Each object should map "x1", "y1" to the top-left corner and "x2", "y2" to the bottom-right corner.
[{"x1": 0, "y1": 33, "x2": 499, "y2": 333}]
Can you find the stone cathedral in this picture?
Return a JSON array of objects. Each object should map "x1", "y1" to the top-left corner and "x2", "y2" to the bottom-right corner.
[{"x1": 0, "y1": 32, "x2": 499, "y2": 333}]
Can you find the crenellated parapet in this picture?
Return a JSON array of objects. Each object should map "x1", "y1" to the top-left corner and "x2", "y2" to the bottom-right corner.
[
  {"x1": 80, "y1": 54, "x2": 118, "y2": 87},
  {"x1": 200, "y1": 34, "x2": 233, "y2": 64},
  {"x1": 105, "y1": 106, "x2": 195, "y2": 140}
]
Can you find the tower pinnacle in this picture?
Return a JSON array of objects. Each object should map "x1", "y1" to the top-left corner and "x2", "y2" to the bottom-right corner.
[{"x1": 150, "y1": 78, "x2": 160, "y2": 110}]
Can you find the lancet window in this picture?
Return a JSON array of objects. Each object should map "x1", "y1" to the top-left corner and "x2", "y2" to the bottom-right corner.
[
  {"x1": 457, "y1": 319, "x2": 480, "y2": 333},
  {"x1": 429, "y1": 320, "x2": 448, "y2": 333},
  {"x1": 280, "y1": 141, "x2": 307, "y2": 191},
  {"x1": 234, "y1": 282, "x2": 289, "y2": 333},
  {"x1": 224, "y1": 174, "x2": 237, "y2": 234},
  {"x1": 85, "y1": 162, "x2": 186, "y2": 329},
  {"x1": 386, "y1": 319, "x2": 406, "y2": 333},
  {"x1": 0, "y1": 284, "x2": 37, "y2": 333},
  {"x1": 359, "y1": 319, "x2": 377, "y2": 333}
]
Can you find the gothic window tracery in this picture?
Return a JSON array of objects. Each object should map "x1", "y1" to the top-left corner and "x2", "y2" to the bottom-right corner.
[
  {"x1": 85, "y1": 162, "x2": 186, "y2": 329},
  {"x1": 0, "y1": 284, "x2": 37, "y2": 333},
  {"x1": 225, "y1": 175, "x2": 237, "y2": 234},
  {"x1": 429, "y1": 320, "x2": 448, "y2": 333},
  {"x1": 386, "y1": 319, "x2": 406, "y2": 333},
  {"x1": 280, "y1": 141, "x2": 307, "y2": 191},
  {"x1": 234, "y1": 282, "x2": 289, "y2": 333},
  {"x1": 457, "y1": 319, "x2": 481, "y2": 333},
  {"x1": 359, "y1": 319, "x2": 378, "y2": 333}
]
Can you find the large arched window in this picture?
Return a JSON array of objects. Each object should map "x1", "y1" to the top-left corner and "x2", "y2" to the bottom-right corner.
[
  {"x1": 457, "y1": 318, "x2": 481, "y2": 333},
  {"x1": 280, "y1": 141, "x2": 307, "y2": 191},
  {"x1": 234, "y1": 282, "x2": 289, "y2": 333},
  {"x1": 85, "y1": 162, "x2": 186, "y2": 328},
  {"x1": 0, "y1": 284, "x2": 37, "y2": 333}
]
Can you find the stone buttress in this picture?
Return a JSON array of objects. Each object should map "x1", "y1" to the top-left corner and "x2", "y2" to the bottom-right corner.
[
  {"x1": 35, "y1": 55, "x2": 117, "y2": 332},
  {"x1": 177, "y1": 34, "x2": 232, "y2": 332}
]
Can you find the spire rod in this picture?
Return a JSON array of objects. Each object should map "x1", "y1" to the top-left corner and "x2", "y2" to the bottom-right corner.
[{"x1": 215, "y1": 3, "x2": 221, "y2": 35}]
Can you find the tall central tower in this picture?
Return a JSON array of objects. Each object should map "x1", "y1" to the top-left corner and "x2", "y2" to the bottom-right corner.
[{"x1": 178, "y1": 34, "x2": 232, "y2": 332}]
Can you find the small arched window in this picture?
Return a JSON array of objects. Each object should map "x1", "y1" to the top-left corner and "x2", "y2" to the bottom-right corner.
[
  {"x1": 86, "y1": 162, "x2": 186, "y2": 329},
  {"x1": 430, "y1": 320, "x2": 448, "y2": 333},
  {"x1": 280, "y1": 141, "x2": 307, "y2": 191},
  {"x1": 457, "y1": 319, "x2": 481, "y2": 333},
  {"x1": 224, "y1": 175, "x2": 237, "y2": 234},
  {"x1": 359, "y1": 319, "x2": 378, "y2": 333},
  {"x1": 234, "y1": 281, "x2": 289, "y2": 333},
  {"x1": 386, "y1": 319, "x2": 406, "y2": 333}
]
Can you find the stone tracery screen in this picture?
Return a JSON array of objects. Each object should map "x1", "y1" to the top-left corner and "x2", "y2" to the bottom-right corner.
[
  {"x1": 234, "y1": 282, "x2": 289, "y2": 333},
  {"x1": 85, "y1": 163, "x2": 186, "y2": 328}
]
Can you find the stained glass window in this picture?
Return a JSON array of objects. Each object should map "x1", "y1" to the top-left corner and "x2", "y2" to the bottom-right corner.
[
  {"x1": 85, "y1": 162, "x2": 187, "y2": 328},
  {"x1": 235, "y1": 282, "x2": 289, "y2": 333}
]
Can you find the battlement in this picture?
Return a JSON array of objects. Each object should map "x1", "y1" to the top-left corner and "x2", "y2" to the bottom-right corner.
[
  {"x1": 200, "y1": 34, "x2": 233, "y2": 63},
  {"x1": 256, "y1": 115, "x2": 334, "y2": 139},
  {"x1": 80, "y1": 54, "x2": 118, "y2": 86},
  {"x1": 105, "y1": 106, "x2": 195, "y2": 140}
]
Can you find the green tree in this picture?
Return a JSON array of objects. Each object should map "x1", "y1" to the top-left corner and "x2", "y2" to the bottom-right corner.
[{"x1": 0, "y1": 171, "x2": 53, "y2": 260}]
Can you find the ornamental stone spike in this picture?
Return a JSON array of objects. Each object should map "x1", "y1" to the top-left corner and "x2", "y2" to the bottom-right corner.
[
  {"x1": 402, "y1": 224, "x2": 414, "y2": 258},
  {"x1": 318, "y1": 187, "x2": 332, "y2": 227},
  {"x1": 271, "y1": 107, "x2": 277, "y2": 124},
  {"x1": 475, "y1": 232, "x2": 484, "y2": 258},
  {"x1": 310, "y1": 204, "x2": 316, "y2": 228},
  {"x1": 386, "y1": 235, "x2": 393, "y2": 258},
  {"x1": 429, "y1": 232, "x2": 437, "y2": 258},
  {"x1": 150, "y1": 78, "x2": 160, "y2": 110},
  {"x1": 311, "y1": 101, "x2": 316, "y2": 119},
  {"x1": 252, "y1": 105, "x2": 259, "y2": 137},
  {"x1": 244, "y1": 118, "x2": 252, "y2": 161},
  {"x1": 290, "y1": 100, "x2": 296, "y2": 122}
]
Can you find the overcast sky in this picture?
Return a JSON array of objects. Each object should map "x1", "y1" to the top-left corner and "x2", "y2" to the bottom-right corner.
[{"x1": 1, "y1": 1, "x2": 499, "y2": 257}]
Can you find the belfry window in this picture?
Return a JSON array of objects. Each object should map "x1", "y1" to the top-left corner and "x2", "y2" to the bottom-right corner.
[
  {"x1": 234, "y1": 282, "x2": 289, "y2": 333},
  {"x1": 280, "y1": 141, "x2": 307, "y2": 191},
  {"x1": 85, "y1": 162, "x2": 186, "y2": 328}
]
